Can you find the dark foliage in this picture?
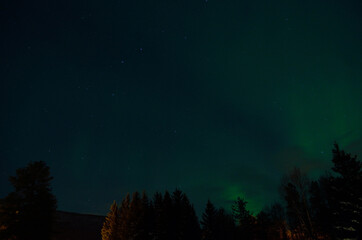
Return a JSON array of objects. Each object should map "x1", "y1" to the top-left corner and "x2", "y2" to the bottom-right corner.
[
  {"x1": 327, "y1": 143, "x2": 362, "y2": 239},
  {"x1": 256, "y1": 203, "x2": 287, "y2": 240},
  {"x1": 0, "y1": 161, "x2": 57, "y2": 240},
  {"x1": 103, "y1": 189, "x2": 200, "y2": 240},
  {"x1": 232, "y1": 197, "x2": 255, "y2": 240},
  {"x1": 201, "y1": 200, "x2": 235, "y2": 240}
]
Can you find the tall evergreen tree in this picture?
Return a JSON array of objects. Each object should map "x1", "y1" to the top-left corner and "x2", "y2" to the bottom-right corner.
[
  {"x1": 201, "y1": 200, "x2": 235, "y2": 240},
  {"x1": 153, "y1": 189, "x2": 200, "y2": 240},
  {"x1": 161, "y1": 191, "x2": 174, "y2": 240},
  {"x1": 127, "y1": 192, "x2": 146, "y2": 240},
  {"x1": 141, "y1": 191, "x2": 153, "y2": 240},
  {"x1": 102, "y1": 200, "x2": 120, "y2": 240},
  {"x1": 0, "y1": 161, "x2": 57, "y2": 240},
  {"x1": 309, "y1": 179, "x2": 332, "y2": 238},
  {"x1": 216, "y1": 208, "x2": 235, "y2": 240},
  {"x1": 328, "y1": 143, "x2": 362, "y2": 239},
  {"x1": 153, "y1": 191, "x2": 165, "y2": 240},
  {"x1": 118, "y1": 193, "x2": 131, "y2": 240},
  {"x1": 232, "y1": 197, "x2": 254, "y2": 240},
  {"x1": 178, "y1": 192, "x2": 201, "y2": 240},
  {"x1": 201, "y1": 200, "x2": 218, "y2": 240}
]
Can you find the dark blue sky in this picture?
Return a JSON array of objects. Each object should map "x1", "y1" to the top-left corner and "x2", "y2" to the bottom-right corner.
[{"x1": 1, "y1": 0, "x2": 361, "y2": 216}]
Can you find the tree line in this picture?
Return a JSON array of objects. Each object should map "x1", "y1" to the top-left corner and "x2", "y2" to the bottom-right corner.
[
  {"x1": 0, "y1": 143, "x2": 361, "y2": 239},
  {"x1": 102, "y1": 143, "x2": 362, "y2": 240}
]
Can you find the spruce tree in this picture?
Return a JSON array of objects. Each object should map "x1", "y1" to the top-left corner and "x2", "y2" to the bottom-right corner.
[
  {"x1": 201, "y1": 200, "x2": 218, "y2": 240},
  {"x1": 153, "y1": 191, "x2": 165, "y2": 240},
  {"x1": 0, "y1": 161, "x2": 57, "y2": 240},
  {"x1": 161, "y1": 191, "x2": 174, "y2": 240},
  {"x1": 128, "y1": 191, "x2": 149, "y2": 240},
  {"x1": 216, "y1": 208, "x2": 235, "y2": 240},
  {"x1": 201, "y1": 200, "x2": 235, "y2": 240},
  {"x1": 178, "y1": 192, "x2": 201, "y2": 240},
  {"x1": 118, "y1": 193, "x2": 131, "y2": 240},
  {"x1": 328, "y1": 143, "x2": 362, "y2": 239},
  {"x1": 309, "y1": 179, "x2": 331, "y2": 238},
  {"x1": 102, "y1": 200, "x2": 119, "y2": 240},
  {"x1": 141, "y1": 191, "x2": 153, "y2": 240},
  {"x1": 232, "y1": 197, "x2": 254, "y2": 240}
]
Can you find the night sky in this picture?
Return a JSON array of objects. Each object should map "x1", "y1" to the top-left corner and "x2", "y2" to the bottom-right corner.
[{"x1": 1, "y1": 0, "x2": 362, "y2": 216}]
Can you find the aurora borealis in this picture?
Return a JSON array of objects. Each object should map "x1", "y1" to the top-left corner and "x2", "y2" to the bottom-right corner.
[{"x1": 1, "y1": 0, "x2": 361, "y2": 216}]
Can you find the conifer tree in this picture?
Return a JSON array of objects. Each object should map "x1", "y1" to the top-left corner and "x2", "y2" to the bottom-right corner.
[
  {"x1": 201, "y1": 200, "x2": 235, "y2": 240},
  {"x1": 328, "y1": 143, "x2": 362, "y2": 239},
  {"x1": 102, "y1": 200, "x2": 119, "y2": 240},
  {"x1": 153, "y1": 191, "x2": 164, "y2": 240},
  {"x1": 128, "y1": 191, "x2": 149, "y2": 240},
  {"x1": 118, "y1": 193, "x2": 131, "y2": 240},
  {"x1": 0, "y1": 161, "x2": 57, "y2": 240},
  {"x1": 232, "y1": 197, "x2": 254, "y2": 240},
  {"x1": 201, "y1": 200, "x2": 218, "y2": 240},
  {"x1": 216, "y1": 208, "x2": 236, "y2": 240},
  {"x1": 141, "y1": 191, "x2": 153, "y2": 240},
  {"x1": 309, "y1": 179, "x2": 331, "y2": 238},
  {"x1": 161, "y1": 191, "x2": 174, "y2": 240},
  {"x1": 178, "y1": 192, "x2": 201, "y2": 240}
]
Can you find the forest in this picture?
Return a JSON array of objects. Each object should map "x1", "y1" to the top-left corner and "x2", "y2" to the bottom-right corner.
[
  {"x1": 99, "y1": 143, "x2": 362, "y2": 240},
  {"x1": 0, "y1": 143, "x2": 361, "y2": 240}
]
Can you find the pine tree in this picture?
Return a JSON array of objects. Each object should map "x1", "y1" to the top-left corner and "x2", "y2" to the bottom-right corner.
[
  {"x1": 0, "y1": 161, "x2": 57, "y2": 240},
  {"x1": 201, "y1": 200, "x2": 218, "y2": 240},
  {"x1": 141, "y1": 191, "x2": 153, "y2": 240},
  {"x1": 119, "y1": 193, "x2": 131, "y2": 240},
  {"x1": 153, "y1": 191, "x2": 165, "y2": 240},
  {"x1": 178, "y1": 192, "x2": 201, "y2": 240},
  {"x1": 232, "y1": 197, "x2": 252, "y2": 225},
  {"x1": 232, "y1": 197, "x2": 254, "y2": 240},
  {"x1": 216, "y1": 208, "x2": 235, "y2": 240},
  {"x1": 328, "y1": 143, "x2": 362, "y2": 239},
  {"x1": 128, "y1": 191, "x2": 148, "y2": 240},
  {"x1": 309, "y1": 179, "x2": 331, "y2": 238},
  {"x1": 161, "y1": 191, "x2": 174, "y2": 240},
  {"x1": 102, "y1": 200, "x2": 119, "y2": 240}
]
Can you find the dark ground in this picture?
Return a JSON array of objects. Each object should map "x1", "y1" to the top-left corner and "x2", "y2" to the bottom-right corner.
[{"x1": 52, "y1": 211, "x2": 105, "y2": 240}]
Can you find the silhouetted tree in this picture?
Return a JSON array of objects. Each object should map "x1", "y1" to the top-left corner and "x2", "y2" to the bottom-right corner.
[
  {"x1": 102, "y1": 200, "x2": 120, "y2": 240},
  {"x1": 215, "y1": 208, "x2": 235, "y2": 240},
  {"x1": 161, "y1": 191, "x2": 174, "y2": 240},
  {"x1": 256, "y1": 209, "x2": 272, "y2": 239},
  {"x1": 126, "y1": 192, "x2": 149, "y2": 240},
  {"x1": 327, "y1": 143, "x2": 362, "y2": 239},
  {"x1": 0, "y1": 161, "x2": 57, "y2": 240},
  {"x1": 118, "y1": 193, "x2": 131, "y2": 240},
  {"x1": 201, "y1": 200, "x2": 236, "y2": 240},
  {"x1": 257, "y1": 203, "x2": 287, "y2": 240},
  {"x1": 232, "y1": 197, "x2": 254, "y2": 239},
  {"x1": 171, "y1": 189, "x2": 201, "y2": 240},
  {"x1": 141, "y1": 191, "x2": 153, "y2": 240},
  {"x1": 151, "y1": 190, "x2": 200, "y2": 240},
  {"x1": 201, "y1": 200, "x2": 218, "y2": 240},
  {"x1": 309, "y1": 178, "x2": 332, "y2": 239},
  {"x1": 153, "y1": 191, "x2": 165, "y2": 240},
  {"x1": 280, "y1": 168, "x2": 316, "y2": 239}
]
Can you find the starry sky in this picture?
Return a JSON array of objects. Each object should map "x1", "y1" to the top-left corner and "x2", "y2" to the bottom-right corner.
[{"x1": 1, "y1": 0, "x2": 362, "y2": 216}]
